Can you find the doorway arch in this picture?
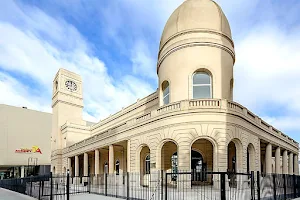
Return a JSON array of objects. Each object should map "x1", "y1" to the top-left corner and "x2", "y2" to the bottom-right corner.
[
  {"x1": 247, "y1": 143, "x2": 256, "y2": 172},
  {"x1": 191, "y1": 138, "x2": 214, "y2": 184}
]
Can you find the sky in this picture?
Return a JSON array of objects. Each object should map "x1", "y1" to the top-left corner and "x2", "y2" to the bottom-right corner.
[{"x1": 0, "y1": 0, "x2": 300, "y2": 142}]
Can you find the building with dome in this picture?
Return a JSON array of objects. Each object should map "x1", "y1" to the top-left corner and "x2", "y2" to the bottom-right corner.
[{"x1": 50, "y1": 0, "x2": 299, "y2": 181}]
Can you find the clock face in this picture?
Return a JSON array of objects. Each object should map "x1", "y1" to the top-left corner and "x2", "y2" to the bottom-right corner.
[{"x1": 65, "y1": 80, "x2": 77, "y2": 92}]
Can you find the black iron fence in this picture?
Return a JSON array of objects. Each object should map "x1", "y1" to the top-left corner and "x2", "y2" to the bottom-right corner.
[
  {"x1": 1, "y1": 171, "x2": 300, "y2": 200},
  {"x1": 0, "y1": 172, "x2": 69, "y2": 200},
  {"x1": 258, "y1": 172, "x2": 300, "y2": 200}
]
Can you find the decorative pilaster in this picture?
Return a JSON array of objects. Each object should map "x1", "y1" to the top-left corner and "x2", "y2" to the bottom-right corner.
[{"x1": 127, "y1": 140, "x2": 131, "y2": 172}]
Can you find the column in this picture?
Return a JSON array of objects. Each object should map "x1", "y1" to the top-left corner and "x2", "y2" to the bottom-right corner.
[
  {"x1": 283, "y1": 150, "x2": 288, "y2": 174},
  {"x1": 109, "y1": 145, "x2": 114, "y2": 174},
  {"x1": 84, "y1": 153, "x2": 88, "y2": 176},
  {"x1": 294, "y1": 154, "x2": 299, "y2": 175},
  {"x1": 67, "y1": 158, "x2": 72, "y2": 174},
  {"x1": 289, "y1": 152, "x2": 294, "y2": 175},
  {"x1": 265, "y1": 143, "x2": 272, "y2": 174},
  {"x1": 275, "y1": 147, "x2": 281, "y2": 174},
  {"x1": 127, "y1": 140, "x2": 131, "y2": 172},
  {"x1": 95, "y1": 149, "x2": 100, "y2": 175},
  {"x1": 75, "y1": 155, "x2": 79, "y2": 176},
  {"x1": 21, "y1": 166, "x2": 25, "y2": 178}
]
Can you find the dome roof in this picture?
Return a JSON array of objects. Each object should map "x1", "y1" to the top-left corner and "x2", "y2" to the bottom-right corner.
[{"x1": 160, "y1": 0, "x2": 232, "y2": 50}]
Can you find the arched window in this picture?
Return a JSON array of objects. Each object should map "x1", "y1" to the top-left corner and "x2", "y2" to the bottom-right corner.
[
  {"x1": 162, "y1": 81, "x2": 170, "y2": 105},
  {"x1": 115, "y1": 160, "x2": 120, "y2": 175},
  {"x1": 193, "y1": 72, "x2": 212, "y2": 99},
  {"x1": 145, "y1": 155, "x2": 150, "y2": 174},
  {"x1": 104, "y1": 162, "x2": 108, "y2": 174}
]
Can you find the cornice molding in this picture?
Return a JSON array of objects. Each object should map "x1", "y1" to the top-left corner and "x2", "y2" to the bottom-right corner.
[
  {"x1": 157, "y1": 41, "x2": 235, "y2": 72},
  {"x1": 159, "y1": 29, "x2": 234, "y2": 53}
]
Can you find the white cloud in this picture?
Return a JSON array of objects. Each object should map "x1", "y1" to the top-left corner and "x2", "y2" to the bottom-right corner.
[
  {"x1": 0, "y1": 1, "x2": 154, "y2": 122},
  {"x1": 0, "y1": 0, "x2": 300, "y2": 142},
  {"x1": 131, "y1": 40, "x2": 157, "y2": 80},
  {"x1": 233, "y1": 24, "x2": 300, "y2": 137}
]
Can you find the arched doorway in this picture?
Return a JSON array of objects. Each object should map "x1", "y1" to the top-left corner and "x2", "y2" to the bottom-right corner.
[
  {"x1": 228, "y1": 141, "x2": 237, "y2": 172},
  {"x1": 161, "y1": 141, "x2": 178, "y2": 181},
  {"x1": 191, "y1": 150, "x2": 206, "y2": 184},
  {"x1": 247, "y1": 144, "x2": 255, "y2": 172},
  {"x1": 139, "y1": 145, "x2": 150, "y2": 186},
  {"x1": 139, "y1": 146, "x2": 150, "y2": 175},
  {"x1": 191, "y1": 139, "x2": 214, "y2": 184}
]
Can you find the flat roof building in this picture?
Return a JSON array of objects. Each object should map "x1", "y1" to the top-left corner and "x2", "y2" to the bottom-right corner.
[{"x1": 0, "y1": 104, "x2": 52, "y2": 179}]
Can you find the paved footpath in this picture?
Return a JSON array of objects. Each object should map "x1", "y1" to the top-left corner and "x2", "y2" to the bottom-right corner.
[
  {"x1": 70, "y1": 193, "x2": 119, "y2": 200},
  {"x1": 0, "y1": 188, "x2": 36, "y2": 200},
  {"x1": 0, "y1": 189, "x2": 120, "y2": 200}
]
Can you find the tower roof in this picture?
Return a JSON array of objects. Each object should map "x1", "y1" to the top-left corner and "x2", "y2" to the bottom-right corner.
[{"x1": 160, "y1": 0, "x2": 232, "y2": 50}]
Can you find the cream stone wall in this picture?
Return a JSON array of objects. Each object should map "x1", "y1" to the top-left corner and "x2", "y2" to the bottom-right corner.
[
  {"x1": 55, "y1": 99, "x2": 298, "y2": 175},
  {"x1": 0, "y1": 104, "x2": 52, "y2": 166}
]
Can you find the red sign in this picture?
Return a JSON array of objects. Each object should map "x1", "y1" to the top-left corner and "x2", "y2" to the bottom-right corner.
[{"x1": 15, "y1": 146, "x2": 42, "y2": 154}]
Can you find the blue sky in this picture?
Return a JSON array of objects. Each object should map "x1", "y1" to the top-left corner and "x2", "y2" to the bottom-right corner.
[{"x1": 0, "y1": 0, "x2": 300, "y2": 142}]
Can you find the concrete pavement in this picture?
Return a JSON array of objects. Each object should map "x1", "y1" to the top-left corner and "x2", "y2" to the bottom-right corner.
[
  {"x1": 0, "y1": 188, "x2": 36, "y2": 200},
  {"x1": 71, "y1": 193, "x2": 119, "y2": 200}
]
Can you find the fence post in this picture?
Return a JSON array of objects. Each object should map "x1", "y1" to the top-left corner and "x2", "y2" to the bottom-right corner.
[
  {"x1": 221, "y1": 173, "x2": 226, "y2": 200},
  {"x1": 67, "y1": 170, "x2": 70, "y2": 200},
  {"x1": 165, "y1": 172, "x2": 168, "y2": 200},
  {"x1": 273, "y1": 174, "x2": 277, "y2": 200},
  {"x1": 105, "y1": 173, "x2": 108, "y2": 196},
  {"x1": 257, "y1": 171, "x2": 261, "y2": 200},
  {"x1": 251, "y1": 171, "x2": 255, "y2": 200},
  {"x1": 38, "y1": 181, "x2": 41, "y2": 200},
  {"x1": 161, "y1": 170, "x2": 164, "y2": 200},
  {"x1": 30, "y1": 177, "x2": 33, "y2": 196},
  {"x1": 50, "y1": 172, "x2": 53, "y2": 200},
  {"x1": 88, "y1": 176, "x2": 91, "y2": 194},
  {"x1": 126, "y1": 172, "x2": 129, "y2": 200},
  {"x1": 283, "y1": 174, "x2": 287, "y2": 200},
  {"x1": 293, "y1": 174, "x2": 297, "y2": 199},
  {"x1": 42, "y1": 180, "x2": 44, "y2": 196}
]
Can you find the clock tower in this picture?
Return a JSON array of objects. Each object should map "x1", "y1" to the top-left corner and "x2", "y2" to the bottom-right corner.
[{"x1": 51, "y1": 68, "x2": 83, "y2": 171}]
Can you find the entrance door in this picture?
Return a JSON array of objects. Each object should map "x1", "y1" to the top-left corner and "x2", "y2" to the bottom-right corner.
[{"x1": 191, "y1": 150, "x2": 207, "y2": 183}]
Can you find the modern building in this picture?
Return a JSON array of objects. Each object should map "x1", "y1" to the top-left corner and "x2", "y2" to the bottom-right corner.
[
  {"x1": 50, "y1": 0, "x2": 299, "y2": 183},
  {"x1": 0, "y1": 104, "x2": 52, "y2": 179}
]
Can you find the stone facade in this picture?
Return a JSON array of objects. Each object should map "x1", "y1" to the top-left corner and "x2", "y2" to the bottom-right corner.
[{"x1": 51, "y1": 0, "x2": 299, "y2": 179}]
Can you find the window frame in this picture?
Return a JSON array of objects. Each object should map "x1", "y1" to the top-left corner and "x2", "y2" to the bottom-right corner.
[
  {"x1": 162, "y1": 81, "x2": 170, "y2": 105},
  {"x1": 192, "y1": 72, "x2": 212, "y2": 99}
]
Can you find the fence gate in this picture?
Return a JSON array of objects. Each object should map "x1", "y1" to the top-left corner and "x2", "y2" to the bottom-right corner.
[{"x1": 165, "y1": 171, "x2": 254, "y2": 200}]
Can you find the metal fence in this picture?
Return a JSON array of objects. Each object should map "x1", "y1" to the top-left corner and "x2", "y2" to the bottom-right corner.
[
  {"x1": 258, "y1": 172, "x2": 300, "y2": 200},
  {"x1": 1, "y1": 171, "x2": 300, "y2": 200},
  {"x1": 0, "y1": 173, "x2": 69, "y2": 200}
]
